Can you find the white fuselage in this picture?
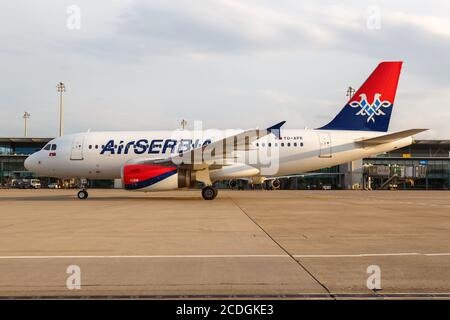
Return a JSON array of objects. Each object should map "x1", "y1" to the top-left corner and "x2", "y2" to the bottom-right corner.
[{"x1": 25, "y1": 129, "x2": 413, "y2": 181}]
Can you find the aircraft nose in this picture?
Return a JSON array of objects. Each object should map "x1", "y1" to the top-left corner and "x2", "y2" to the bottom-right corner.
[{"x1": 24, "y1": 154, "x2": 36, "y2": 172}]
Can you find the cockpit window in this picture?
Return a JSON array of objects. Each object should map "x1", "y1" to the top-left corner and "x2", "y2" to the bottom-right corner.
[
  {"x1": 51, "y1": 144, "x2": 57, "y2": 151},
  {"x1": 43, "y1": 144, "x2": 51, "y2": 150}
]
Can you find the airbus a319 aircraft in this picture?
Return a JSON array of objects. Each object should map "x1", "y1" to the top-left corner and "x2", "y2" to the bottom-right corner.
[{"x1": 25, "y1": 61, "x2": 426, "y2": 200}]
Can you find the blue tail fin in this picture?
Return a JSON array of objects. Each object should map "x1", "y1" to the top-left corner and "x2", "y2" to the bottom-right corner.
[{"x1": 319, "y1": 61, "x2": 403, "y2": 132}]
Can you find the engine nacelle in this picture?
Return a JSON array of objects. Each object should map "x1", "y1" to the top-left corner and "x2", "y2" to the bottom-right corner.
[{"x1": 122, "y1": 163, "x2": 195, "y2": 191}]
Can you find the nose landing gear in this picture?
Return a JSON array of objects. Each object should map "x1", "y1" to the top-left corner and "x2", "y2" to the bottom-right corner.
[{"x1": 77, "y1": 179, "x2": 89, "y2": 200}]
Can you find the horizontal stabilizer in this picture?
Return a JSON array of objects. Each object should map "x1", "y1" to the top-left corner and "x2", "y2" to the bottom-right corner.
[{"x1": 357, "y1": 129, "x2": 428, "y2": 145}]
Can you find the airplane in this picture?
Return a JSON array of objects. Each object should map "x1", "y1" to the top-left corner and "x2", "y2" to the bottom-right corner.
[{"x1": 24, "y1": 61, "x2": 427, "y2": 200}]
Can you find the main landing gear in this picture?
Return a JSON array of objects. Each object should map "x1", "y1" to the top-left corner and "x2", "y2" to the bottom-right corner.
[
  {"x1": 77, "y1": 189, "x2": 88, "y2": 200},
  {"x1": 202, "y1": 186, "x2": 218, "y2": 200}
]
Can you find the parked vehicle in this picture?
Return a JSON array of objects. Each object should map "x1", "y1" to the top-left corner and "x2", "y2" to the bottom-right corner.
[
  {"x1": 12, "y1": 179, "x2": 41, "y2": 189},
  {"x1": 11, "y1": 180, "x2": 25, "y2": 189},
  {"x1": 48, "y1": 183, "x2": 60, "y2": 189},
  {"x1": 29, "y1": 179, "x2": 41, "y2": 189}
]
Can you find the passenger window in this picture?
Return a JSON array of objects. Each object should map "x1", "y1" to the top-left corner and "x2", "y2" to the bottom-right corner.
[
  {"x1": 262, "y1": 143, "x2": 265, "y2": 147},
  {"x1": 300, "y1": 142, "x2": 304, "y2": 147},
  {"x1": 268, "y1": 143, "x2": 271, "y2": 147},
  {"x1": 95, "y1": 145, "x2": 98, "y2": 149},
  {"x1": 281, "y1": 143, "x2": 284, "y2": 147},
  {"x1": 294, "y1": 142, "x2": 297, "y2": 147},
  {"x1": 51, "y1": 144, "x2": 57, "y2": 150},
  {"x1": 287, "y1": 143, "x2": 291, "y2": 147},
  {"x1": 89, "y1": 145, "x2": 92, "y2": 149},
  {"x1": 44, "y1": 144, "x2": 51, "y2": 150}
]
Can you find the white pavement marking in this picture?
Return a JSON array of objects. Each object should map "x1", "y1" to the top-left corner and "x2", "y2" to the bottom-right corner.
[
  {"x1": 0, "y1": 252, "x2": 449, "y2": 259},
  {"x1": 0, "y1": 254, "x2": 289, "y2": 259},
  {"x1": 294, "y1": 252, "x2": 450, "y2": 258}
]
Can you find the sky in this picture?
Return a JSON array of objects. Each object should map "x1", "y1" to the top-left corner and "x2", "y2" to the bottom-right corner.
[{"x1": 0, "y1": 0, "x2": 449, "y2": 138}]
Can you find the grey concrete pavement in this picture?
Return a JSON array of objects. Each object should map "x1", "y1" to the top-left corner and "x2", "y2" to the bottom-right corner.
[{"x1": 0, "y1": 189, "x2": 449, "y2": 297}]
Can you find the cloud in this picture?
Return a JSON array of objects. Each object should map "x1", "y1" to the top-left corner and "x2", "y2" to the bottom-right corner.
[
  {"x1": 389, "y1": 11, "x2": 450, "y2": 39},
  {"x1": 77, "y1": 0, "x2": 334, "y2": 59},
  {"x1": 0, "y1": 0, "x2": 449, "y2": 138},
  {"x1": 74, "y1": 1, "x2": 450, "y2": 86}
]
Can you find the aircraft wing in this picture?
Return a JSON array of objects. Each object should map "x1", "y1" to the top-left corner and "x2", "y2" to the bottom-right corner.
[
  {"x1": 356, "y1": 129, "x2": 428, "y2": 146},
  {"x1": 152, "y1": 121, "x2": 286, "y2": 168}
]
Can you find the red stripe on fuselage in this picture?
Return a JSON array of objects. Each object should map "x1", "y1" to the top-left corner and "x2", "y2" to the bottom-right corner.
[{"x1": 123, "y1": 164, "x2": 177, "y2": 185}]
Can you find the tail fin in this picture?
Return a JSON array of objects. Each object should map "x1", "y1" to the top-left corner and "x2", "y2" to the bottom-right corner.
[{"x1": 319, "y1": 61, "x2": 403, "y2": 132}]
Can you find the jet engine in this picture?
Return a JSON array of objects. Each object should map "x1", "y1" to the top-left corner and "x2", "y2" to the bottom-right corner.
[{"x1": 122, "y1": 162, "x2": 195, "y2": 191}]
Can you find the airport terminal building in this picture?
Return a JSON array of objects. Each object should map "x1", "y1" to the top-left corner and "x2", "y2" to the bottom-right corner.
[
  {"x1": 1, "y1": 137, "x2": 449, "y2": 190},
  {"x1": 281, "y1": 139, "x2": 450, "y2": 190},
  {"x1": 0, "y1": 138, "x2": 51, "y2": 186}
]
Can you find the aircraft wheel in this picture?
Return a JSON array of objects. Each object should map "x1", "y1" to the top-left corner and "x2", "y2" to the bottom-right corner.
[
  {"x1": 202, "y1": 186, "x2": 217, "y2": 200},
  {"x1": 77, "y1": 190, "x2": 89, "y2": 200},
  {"x1": 271, "y1": 179, "x2": 281, "y2": 189}
]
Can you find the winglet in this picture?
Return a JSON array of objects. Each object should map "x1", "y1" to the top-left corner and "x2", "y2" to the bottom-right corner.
[{"x1": 267, "y1": 121, "x2": 286, "y2": 139}]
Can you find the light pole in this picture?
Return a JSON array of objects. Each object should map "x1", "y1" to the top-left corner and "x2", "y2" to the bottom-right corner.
[
  {"x1": 346, "y1": 86, "x2": 355, "y2": 99},
  {"x1": 23, "y1": 112, "x2": 30, "y2": 137},
  {"x1": 57, "y1": 82, "x2": 66, "y2": 137},
  {"x1": 181, "y1": 119, "x2": 187, "y2": 130}
]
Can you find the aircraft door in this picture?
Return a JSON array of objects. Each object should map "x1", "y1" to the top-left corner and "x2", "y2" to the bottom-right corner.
[
  {"x1": 318, "y1": 133, "x2": 332, "y2": 158},
  {"x1": 70, "y1": 135, "x2": 85, "y2": 160}
]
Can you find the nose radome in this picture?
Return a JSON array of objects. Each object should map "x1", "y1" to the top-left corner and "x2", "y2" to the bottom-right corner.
[{"x1": 24, "y1": 155, "x2": 35, "y2": 172}]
